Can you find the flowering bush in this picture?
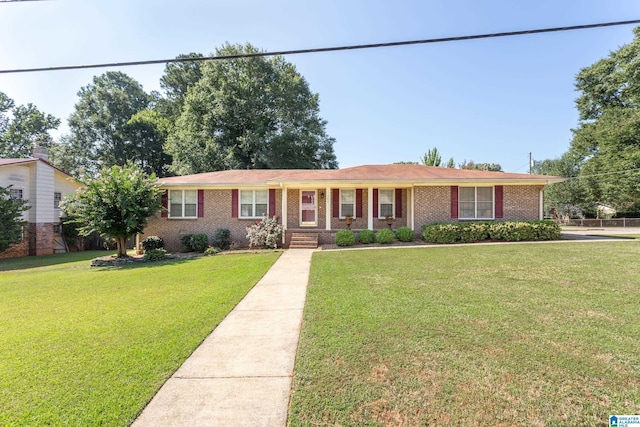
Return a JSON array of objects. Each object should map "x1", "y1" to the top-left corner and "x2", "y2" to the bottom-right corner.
[{"x1": 246, "y1": 215, "x2": 283, "y2": 248}]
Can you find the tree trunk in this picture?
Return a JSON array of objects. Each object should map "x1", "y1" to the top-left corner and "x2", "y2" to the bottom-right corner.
[{"x1": 116, "y1": 236, "x2": 129, "y2": 258}]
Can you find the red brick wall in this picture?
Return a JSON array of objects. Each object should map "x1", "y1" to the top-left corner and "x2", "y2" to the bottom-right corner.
[
  {"x1": 29, "y1": 223, "x2": 54, "y2": 256},
  {"x1": 0, "y1": 227, "x2": 29, "y2": 259},
  {"x1": 414, "y1": 185, "x2": 542, "y2": 228},
  {"x1": 143, "y1": 189, "x2": 282, "y2": 251}
]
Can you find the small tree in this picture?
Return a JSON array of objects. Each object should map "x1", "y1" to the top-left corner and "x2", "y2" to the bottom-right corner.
[
  {"x1": 63, "y1": 164, "x2": 162, "y2": 257},
  {"x1": 0, "y1": 186, "x2": 29, "y2": 253},
  {"x1": 246, "y1": 215, "x2": 283, "y2": 248}
]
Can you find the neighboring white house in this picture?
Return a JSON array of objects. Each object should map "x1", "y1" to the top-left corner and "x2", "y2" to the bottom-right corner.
[{"x1": 0, "y1": 151, "x2": 80, "y2": 258}]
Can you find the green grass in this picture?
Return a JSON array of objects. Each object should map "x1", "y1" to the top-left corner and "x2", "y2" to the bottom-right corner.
[
  {"x1": 289, "y1": 242, "x2": 640, "y2": 426},
  {"x1": 0, "y1": 251, "x2": 280, "y2": 426}
]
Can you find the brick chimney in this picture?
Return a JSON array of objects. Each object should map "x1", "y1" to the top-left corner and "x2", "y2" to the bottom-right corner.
[{"x1": 32, "y1": 146, "x2": 49, "y2": 161}]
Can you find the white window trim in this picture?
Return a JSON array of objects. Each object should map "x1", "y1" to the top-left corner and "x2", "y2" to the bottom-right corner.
[
  {"x1": 458, "y1": 186, "x2": 495, "y2": 220},
  {"x1": 168, "y1": 189, "x2": 198, "y2": 219},
  {"x1": 239, "y1": 189, "x2": 269, "y2": 219},
  {"x1": 377, "y1": 188, "x2": 395, "y2": 219},
  {"x1": 9, "y1": 188, "x2": 23, "y2": 200},
  {"x1": 54, "y1": 192, "x2": 62, "y2": 209},
  {"x1": 339, "y1": 189, "x2": 355, "y2": 219}
]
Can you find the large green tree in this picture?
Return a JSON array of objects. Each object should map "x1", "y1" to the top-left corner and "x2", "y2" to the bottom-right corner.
[
  {"x1": 166, "y1": 43, "x2": 338, "y2": 174},
  {"x1": 533, "y1": 152, "x2": 588, "y2": 219},
  {"x1": 0, "y1": 186, "x2": 29, "y2": 253},
  {"x1": 569, "y1": 26, "x2": 640, "y2": 212},
  {"x1": 0, "y1": 91, "x2": 60, "y2": 158},
  {"x1": 64, "y1": 72, "x2": 163, "y2": 175},
  {"x1": 63, "y1": 164, "x2": 162, "y2": 257},
  {"x1": 157, "y1": 53, "x2": 204, "y2": 121},
  {"x1": 458, "y1": 160, "x2": 502, "y2": 172},
  {"x1": 421, "y1": 147, "x2": 455, "y2": 168}
]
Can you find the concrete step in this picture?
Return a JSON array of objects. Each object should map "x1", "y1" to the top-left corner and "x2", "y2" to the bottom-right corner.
[{"x1": 289, "y1": 233, "x2": 318, "y2": 249}]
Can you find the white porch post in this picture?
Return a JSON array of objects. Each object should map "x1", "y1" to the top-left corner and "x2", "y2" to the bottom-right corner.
[
  {"x1": 281, "y1": 185, "x2": 287, "y2": 230},
  {"x1": 539, "y1": 188, "x2": 544, "y2": 220},
  {"x1": 410, "y1": 187, "x2": 415, "y2": 231},
  {"x1": 367, "y1": 186, "x2": 374, "y2": 230},
  {"x1": 325, "y1": 187, "x2": 331, "y2": 230}
]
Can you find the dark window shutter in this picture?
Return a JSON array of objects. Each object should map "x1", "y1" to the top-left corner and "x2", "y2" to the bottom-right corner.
[
  {"x1": 197, "y1": 190, "x2": 204, "y2": 217},
  {"x1": 495, "y1": 185, "x2": 504, "y2": 219},
  {"x1": 161, "y1": 190, "x2": 168, "y2": 218},
  {"x1": 332, "y1": 189, "x2": 339, "y2": 217},
  {"x1": 373, "y1": 189, "x2": 379, "y2": 218},
  {"x1": 269, "y1": 189, "x2": 276, "y2": 217},
  {"x1": 395, "y1": 188, "x2": 402, "y2": 218},
  {"x1": 450, "y1": 186, "x2": 459, "y2": 219},
  {"x1": 356, "y1": 189, "x2": 363, "y2": 218},
  {"x1": 231, "y1": 189, "x2": 238, "y2": 218}
]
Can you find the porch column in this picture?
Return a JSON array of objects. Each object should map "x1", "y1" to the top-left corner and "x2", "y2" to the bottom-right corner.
[
  {"x1": 367, "y1": 186, "x2": 374, "y2": 230},
  {"x1": 410, "y1": 187, "x2": 415, "y2": 231},
  {"x1": 539, "y1": 188, "x2": 544, "y2": 220},
  {"x1": 281, "y1": 186, "x2": 287, "y2": 230},
  {"x1": 325, "y1": 187, "x2": 331, "y2": 230}
]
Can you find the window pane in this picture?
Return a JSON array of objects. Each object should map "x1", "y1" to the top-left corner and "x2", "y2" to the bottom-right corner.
[
  {"x1": 340, "y1": 190, "x2": 354, "y2": 203},
  {"x1": 341, "y1": 204, "x2": 354, "y2": 217},
  {"x1": 380, "y1": 204, "x2": 393, "y2": 217},
  {"x1": 240, "y1": 191, "x2": 253, "y2": 204},
  {"x1": 241, "y1": 204, "x2": 253, "y2": 217},
  {"x1": 255, "y1": 190, "x2": 268, "y2": 204},
  {"x1": 184, "y1": 190, "x2": 197, "y2": 204},
  {"x1": 170, "y1": 203, "x2": 183, "y2": 217},
  {"x1": 477, "y1": 187, "x2": 493, "y2": 202},
  {"x1": 255, "y1": 204, "x2": 268, "y2": 216},
  {"x1": 184, "y1": 204, "x2": 197, "y2": 217},
  {"x1": 477, "y1": 202, "x2": 493, "y2": 218},
  {"x1": 379, "y1": 189, "x2": 393, "y2": 204},
  {"x1": 459, "y1": 187, "x2": 475, "y2": 202},
  {"x1": 9, "y1": 189, "x2": 23, "y2": 199},
  {"x1": 459, "y1": 204, "x2": 475, "y2": 218}
]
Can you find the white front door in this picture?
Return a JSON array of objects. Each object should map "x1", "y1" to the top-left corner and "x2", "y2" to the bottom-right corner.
[{"x1": 300, "y1": 190, "x2": 317, "y2": 226}]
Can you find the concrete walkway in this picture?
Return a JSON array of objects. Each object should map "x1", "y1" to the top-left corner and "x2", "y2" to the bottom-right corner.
[{"x1": 132, "y1": 249, "x2": 315, "y2": 427}]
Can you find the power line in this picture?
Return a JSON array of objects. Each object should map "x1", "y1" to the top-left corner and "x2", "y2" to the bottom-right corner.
[{"x1": 1, "y1": 19, "x2": 639, "y2": 75}]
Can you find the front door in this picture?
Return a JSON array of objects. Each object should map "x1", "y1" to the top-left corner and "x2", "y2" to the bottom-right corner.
[{"x1": 300, "y1": 190, "x2": 317, "y2": 226}]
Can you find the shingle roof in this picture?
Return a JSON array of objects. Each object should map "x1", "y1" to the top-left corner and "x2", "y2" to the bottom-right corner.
[
  {"x1": 0, "y1": 157, "x2": 75, "y2": 178},
  {"x1": 158, "y1": 164, "x2": 563, "y2": 187}
]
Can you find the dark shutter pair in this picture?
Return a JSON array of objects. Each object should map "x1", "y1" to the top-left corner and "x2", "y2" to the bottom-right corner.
[
  {"x1": 450, "y1": 186, "x2": 503, "y2": 219},
  {"x1": 231, "y1": 189, "x2": 276, "y2": 218},
  {"x1": 160, "y1": 190, "x2": 205, "y2": 218}
]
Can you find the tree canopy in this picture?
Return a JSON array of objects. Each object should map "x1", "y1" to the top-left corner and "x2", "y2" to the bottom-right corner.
[
  {"x1": 0, "y1": 186, "x2": 29, "y2": 253},
  {"x1": 565, "y1": 26, "x2": 640, "y2": 212},
  {"x1": 165, "y1": 43, "x2": 338, "y2": 174},
  {"x1": 63, "y1": 164, "x2": 162, "y2": 257},
  {"x1": 0, "y1": 91, "x2": 60, "y2": 158}
]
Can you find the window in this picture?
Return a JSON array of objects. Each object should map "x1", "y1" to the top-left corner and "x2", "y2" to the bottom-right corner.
[
  {"x1": 340, "y1": 190, "x2": 354, "y2": 218},
  {"x1": 53, "y1": 224, "x2": 62, "y2": 234},
  {"x1": 169, "y1": 190, "x2": 197, "y2": 218},
  {"x1": 459, "y1": 187, "x2": 494, "y2": 219},
  {"x1": 9, "y1": 188, "x2": 23, "y2": 200},
  {"x1": 378, "y1": 189, "x2": 394, "y2": 218},
  {"x1": 240, "y1": 190, "x2": 268, "y2": 218},
  {"x1": 54, "y1": 192, "x2": 62, "y2": 209}
]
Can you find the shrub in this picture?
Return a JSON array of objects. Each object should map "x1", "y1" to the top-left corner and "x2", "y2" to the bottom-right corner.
[
  {"x1": 335, "y1": 230, "x2": 356, "y2": 246},
  {"x1": 423, "y1": 221, "x2": 561, "y2": 243},
  {"x1": 204, "y1": 246, "x2": 221, "y2": 256},
  {"x1": 375, "y1": 228, "x2": 395, "y2": 244},
  {"x1": 395, "y1": 226, "x2": 414, "y2": 242},
  {"x1": 190, "y1": 233, "x2": 209, "y2": 252},
  {"x1": 141, "y1": 235, "x2": 164, "y2": 251},
  {"x1": 180, "y1": 234, "x2": 194, "y2": 251},
  {"x1": 422, "y1": 223, "x2": 459, "y2": 244},
  {"x1": 357, "y1": 229, "x2": 375, "y2": 244},
  {"x1": 143, "y1": 248, "x2": 167, "y2": 261},
  {"x1": 213, "y1": 228, "x2": 231, "y2": 250},
  {"x1": 246, "y1": 215, "x2": 283, "y2": 248}
]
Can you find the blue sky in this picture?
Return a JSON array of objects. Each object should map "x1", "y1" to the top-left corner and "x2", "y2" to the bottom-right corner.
[{"x1": 1, "y1": 0, "x2": 639, "y2": 172}]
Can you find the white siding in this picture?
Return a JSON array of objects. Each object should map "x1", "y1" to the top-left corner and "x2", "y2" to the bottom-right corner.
[{"x1": 0, "y1": 165, "x2": 31, "y2": 221}]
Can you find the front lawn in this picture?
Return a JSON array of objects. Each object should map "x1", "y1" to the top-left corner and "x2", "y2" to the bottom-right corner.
[
  {"x1": 289, "y1": 242, "x2": 640, "y2": 426},
  {"x1": 0, "y1": 251, "x2": 280, "y2": 426}
]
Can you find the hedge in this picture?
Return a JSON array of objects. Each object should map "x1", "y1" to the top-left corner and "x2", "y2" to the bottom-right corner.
[{"x1": 422, "y1": 221, "x2": 561, "y2": 244}]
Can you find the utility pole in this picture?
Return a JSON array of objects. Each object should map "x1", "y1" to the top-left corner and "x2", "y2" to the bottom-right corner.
[{"x1": 529, "y1": 152, "x2": 533, "y2": 174}]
